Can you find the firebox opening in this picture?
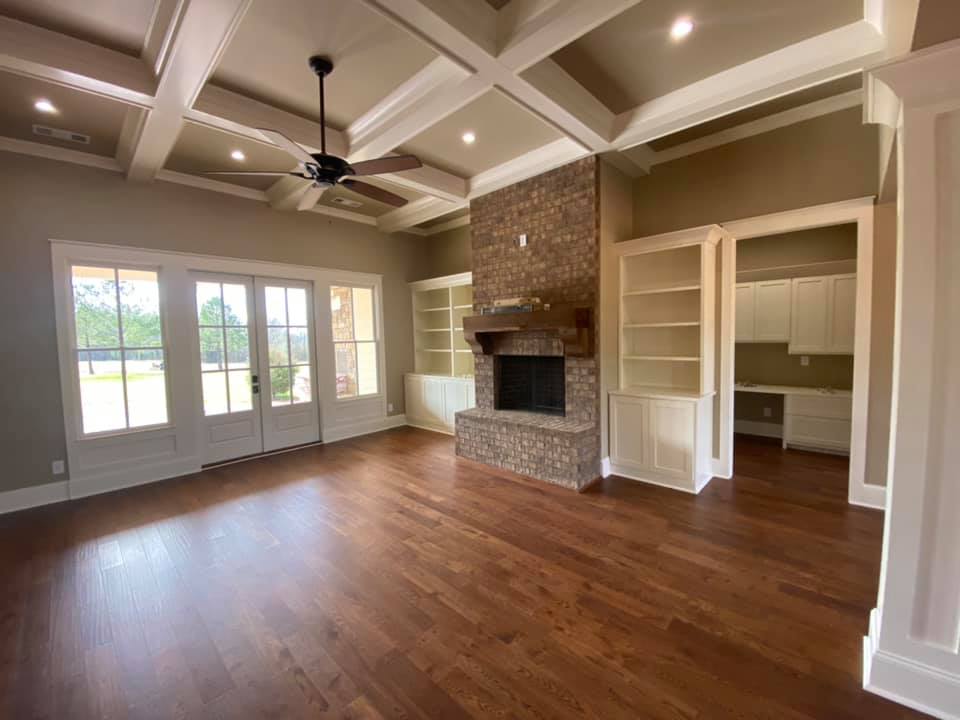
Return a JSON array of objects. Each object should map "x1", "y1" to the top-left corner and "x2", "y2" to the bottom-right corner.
[{"x1": 495, "y1": 355, "x2": 565, "y2": 416}]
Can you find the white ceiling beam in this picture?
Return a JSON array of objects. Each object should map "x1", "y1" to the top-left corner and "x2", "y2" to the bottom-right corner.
[
  {"x1": 611, "y1": 21, "x2": 886, "y2": 151},
  {"x1": 377, "y1": 196, "x2": 465, "y2": 233},
  {"x1": 0, "y1": 17, "x2": 155, "y2": 107},
  {"x1": 643, "y1": 89, "x2": 864, "y2": 168},
  {"x1": 424, "y1": 213, "x2": 470, "y2": 235},
  {"x1": 467, "y1": 136, "x2": 587, "y2": 199},
  {"x1": 125, "y1": 0, "x2": 252, "y2": 181},
  {"x1": 496, "y1": 0, "x2": 644, "y2": 73},
  {"x1": 346, "y1": 57, "x2": 481, "y2": 161},
  {"x1": 141, "y1": 0, "x2": 184, "y2": 77},
  {"x1": 357, "y1": 0, "x2": 648, "y2": 175},
  {"x1": 0, "y1": 136, "x2": 123, "y2": 172}
]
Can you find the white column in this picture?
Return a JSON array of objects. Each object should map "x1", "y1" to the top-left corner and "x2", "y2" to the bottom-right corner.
[{"x1": 863, "y1": 39, "x2": 960, "y2": 719}]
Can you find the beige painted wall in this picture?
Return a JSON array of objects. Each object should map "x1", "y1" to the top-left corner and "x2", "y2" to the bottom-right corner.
[
  {"x1": 736, "y1": 224, "x2": 857, "y2": 272},
  {"x1": 0, "y1": 152, "x2": 428, "y2": 493},
  {"x1": 912, "y1": 0, "x2": 960, "y2": 50},
  {"x1": 633, "y1": 107, "x2": 878, "y2": 236},
  {"x1": 735, "y1": 344, "x2": 855, "y2": 389},
  {"x1": 420, "y1": 225, "x2": 472, "y2": 279}
]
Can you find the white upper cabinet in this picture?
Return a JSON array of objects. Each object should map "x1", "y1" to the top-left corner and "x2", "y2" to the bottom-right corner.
[
  {"x1": 736, "y1": 279, "x2": 791, "y2": 343},
  {"x1": 788, "y1": 273, "x2": 856, "y2": 355},
  {"x1": 754, "y1": 280, "x2": 792, "y2": 342},
  {"x1": 735, "y1": 283, "x2": 756, "y2": 343}
]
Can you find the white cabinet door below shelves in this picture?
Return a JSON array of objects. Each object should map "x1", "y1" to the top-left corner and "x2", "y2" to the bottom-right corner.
[{"x1": 651, "y1": 400, "x2": 695, "y2": 478}]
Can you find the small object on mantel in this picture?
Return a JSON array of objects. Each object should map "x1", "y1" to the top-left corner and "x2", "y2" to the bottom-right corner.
[
  {"x1": 483, "y1": 296, "x2": 543, "y2": 314},
  {"x1": 493, "y1": 296, "x2": 541, "y2": 307}
]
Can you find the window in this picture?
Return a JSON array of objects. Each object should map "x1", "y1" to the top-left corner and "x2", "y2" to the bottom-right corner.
[
  {"x1": 195, "y1": 281, "x2": 252, "y2": 416},
  {"x1": 331, "y1": 286, "x2": 378, "y2": 399},
  {"x1": 71, "y1": 265, "x2": 168, "y2": 434},
  {"x1": 265, "y1": 285, "x2": 313, "y2": 406}
]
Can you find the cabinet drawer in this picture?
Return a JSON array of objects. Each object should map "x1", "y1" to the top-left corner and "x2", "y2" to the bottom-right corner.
[
  {"x1": 785, "y1": 415, "x2": 851, "y2": 450},
  {"x1": 785, "y1": 394, "x2": 852, "y2": 420}
]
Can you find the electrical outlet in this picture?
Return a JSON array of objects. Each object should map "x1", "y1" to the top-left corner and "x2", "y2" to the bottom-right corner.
[
  {"x1": 52, "y1": 459, "x2": 65, "y2": 475},
  {"x1": 763, "y1": 407, "x2": 772, "y2": 418},
  {"x1": 387, "y1": 403, "x2": 394, "y2": 413},
  {"x1": 800, "y1": 355, "x2": 810, "y2": 366},
  {"x1": 518, "y1": 233, "x2": 527, "y2": 247}
]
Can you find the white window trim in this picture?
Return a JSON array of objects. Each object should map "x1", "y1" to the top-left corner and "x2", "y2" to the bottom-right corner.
[
  {"x1": 331, "y1": 281, "x2": 384, "y2": 404},
  {"x1": 66, "y1": 261, "x2": 174, "y2": 439}
]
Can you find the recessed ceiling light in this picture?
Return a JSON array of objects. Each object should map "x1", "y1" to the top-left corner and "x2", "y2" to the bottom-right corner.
[
  {"x1": 462, "y1": 131, "x2": 476, "y2": 145},
  {"x1": 230, "y1": 149, "x2": 245, "y2": 161},
  {"x1": 670, "y1": 17, "x2": 694, "y2": 40},
  {"x1": 34, "y1": 98, "x2": 57, "y2": 114}
]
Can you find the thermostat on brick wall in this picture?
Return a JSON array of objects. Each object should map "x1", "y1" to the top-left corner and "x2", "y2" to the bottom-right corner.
[{"x1": 517, "y1": 233, "x2": 527, "y2": 247}]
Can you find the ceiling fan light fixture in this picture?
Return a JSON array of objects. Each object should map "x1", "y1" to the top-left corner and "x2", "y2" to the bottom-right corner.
[
  {"x1": 462, "y1": 131, "x2": 476, "y2": 145},
  {"x1": 670, "y1": 17, "x2": 694, "y2": 40},
  {"x1": 34, "y1": 98, "x2": 57, "y2": 114},
  {"x1": 230, "y1": 149, "x2": 246, "y2": 161}
]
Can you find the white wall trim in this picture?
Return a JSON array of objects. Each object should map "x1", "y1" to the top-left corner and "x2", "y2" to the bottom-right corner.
[
  {"x1": 423, "y1": 214, "x2": 471, "y2": 235},
  {"x1": 468, "y1": 137, "x2": 589, "y2": 200},
  {"x1": 323, "y1": 414, "x2": 408, "y2": 443},
  {"x1": 69, "y1": 457, "x2": 200, "y2": 500},
  {"x1": 608, "y1": 462, "x2": 712, "y2": 495},
  {"x1": 733, "y1": 420, "x2": 783, "y2": 439},
  {"x1": 721, "y1": 196, "x2": 881, "y2": 509},
  {"x1": 0, "y1": 136, "x2": 123, "y2": 172},
  {"x1": 864, "y1": 610, "x2": 960, "y2": 720},
  {"x1": 648, "y1": 89, "x2": 863, "y2": 168},
  {"x1": 0, "y1": 481, "x2": 69, "y2": 515}
]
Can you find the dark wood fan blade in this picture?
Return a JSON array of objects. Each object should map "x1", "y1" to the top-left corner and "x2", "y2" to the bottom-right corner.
[
  {"x1": 256, "y1": 128, "x2": 316, "y2": 165},
  {"x1": 347, "y1": 154, "x2": 422, "y2": 176},
  {"x1": 202, "y1": 171, "x2": 303, "y2": 176},
  {"x1": 341, "y1": 179, "x2": 407, "y2": 207}
]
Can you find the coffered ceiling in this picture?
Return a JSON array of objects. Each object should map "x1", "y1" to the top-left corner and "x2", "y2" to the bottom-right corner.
[{"x1": 0, "y1": 0, "x2": 913, "y2": 232}]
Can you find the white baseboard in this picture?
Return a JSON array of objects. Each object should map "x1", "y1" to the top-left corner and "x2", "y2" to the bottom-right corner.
[
  {"x1": 600, "y1": 456, "x2": 612, "y2": 478},
  {"x1": 323, "y1": 414, "x2": 408, "y2": 443},
  {"x1": 734, "y1": 419, "x2": 783, "y2": 439},
  {"x1": 0, "y1": 480, "x2": 69, "y2": 515},
  {"x1": 864, "y1": 609, "x2": 960, "y2": 719},
  {"x1": 69, "y1": 457, "x2": 200, "y2": 500},
  {"x1": 848, "y1": 481, "x2": 887, "y2": 510},
  {"x1": 406, "y1": 419, "x2": 454, "y2": 436},
  {"x1": 608, "y1": 461, "x2": 710, "y2": 495}
]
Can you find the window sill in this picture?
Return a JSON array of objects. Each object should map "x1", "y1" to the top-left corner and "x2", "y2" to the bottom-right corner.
[{"x1": 75, "y1": 422, "x2": 175, "y2": 443}]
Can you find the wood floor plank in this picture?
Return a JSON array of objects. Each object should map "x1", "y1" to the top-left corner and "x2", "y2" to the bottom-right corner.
[{"x1": 0, "y1": 430, "x2": 925, "y2": 719}]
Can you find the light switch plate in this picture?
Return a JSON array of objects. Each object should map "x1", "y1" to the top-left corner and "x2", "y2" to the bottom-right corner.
[
  {"x1": 518, "y1": 233, "x2": 527, "y2": 247},
  {"x1": 52, "y1": 459, "x2": 65, "y2": 475},
  {"x1": 387, "y1": 403, "x2": 394, "y2": 413},
  {"x1": 763, "y1": 407, "x2": 772, "y2": 418},
  {"x1": 800, "y1": 355, "x2": 810, "y2": 366}
]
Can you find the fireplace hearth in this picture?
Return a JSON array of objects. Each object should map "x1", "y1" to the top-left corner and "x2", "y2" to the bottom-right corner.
[{"x1": 495, "y1": 356, "x2": 565, "y2": 415}]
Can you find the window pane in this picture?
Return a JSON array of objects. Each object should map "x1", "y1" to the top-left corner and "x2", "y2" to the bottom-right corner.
[
  {"x1": 199, "y1": 328, "x2": 225, "y2": 371},
  {"x1": 221, "y1": 283, "x2": 248, "y2": 325},
  {"x1": 119, "y1": 269, "x2": 162, "y2": 347},
  {"x1": 196, "y1": 282, "x2": 222, "y2": 325},
  {"x1": 291, "y1": 365, "x2": 311, "y2": 404},
  {"x1": 267, "y1": 327, "x2": 289, "y2": 366},
  {"x1": 357, "y1": 342, "x2": 378, "y2": 396},
  {"x1": 202, "y1": 371, "x2": 228, "y2": 416},
  {"x1": 287, "y1": 287, "x2": 307, "y2": 326},
  {"x1": 330, "y1": 286, "x2": 354, "y2": 341},
  {"x1": 226, "y1": 327, "x2": 250, "y2": 369},
  {"x1": 78, "y1": 350, "x2": 126, "y2": 432},
  {"x1": 353, "y1": 287, "x2": 374, "y2": 341},
  {"x1": 125, "y1": 349, "x2": 167, "y2": 427},
  {"x1": 228, "y1": 370, "x2": 252, "y2": 412},
  {"x1": 72, "y1": 266, "x2": 119, "y2": 348},
  {"x1": 270, "y1": 367, "x2": 291, "y2": 406},
  {"x1": 265, "y1": 286, "x2": 287, "y2": 326},
  {"x1": 334, "y1": 342, "x2": 357, "y2": 399},
  {"x1": 289, "y1": 327, "x2": 309, "y2": 365}
]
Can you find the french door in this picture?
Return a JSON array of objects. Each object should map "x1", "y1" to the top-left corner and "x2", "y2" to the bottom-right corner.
[{"x1": 192, "y1": 273, "x2": 320, "y2": 464}]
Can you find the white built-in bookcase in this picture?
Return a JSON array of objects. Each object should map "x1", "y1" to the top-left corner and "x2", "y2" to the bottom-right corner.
[
  {"x1": 410, "y1": 271, "x2": 474, "y2": 378},
  {"x1": 618, "y1": 228, "x2": 720, "y2": 395}
]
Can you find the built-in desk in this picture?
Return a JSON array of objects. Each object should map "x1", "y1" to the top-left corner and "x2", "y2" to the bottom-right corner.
[{"x1": 734, "y1": 384, "x2": 852, "y2": 454}]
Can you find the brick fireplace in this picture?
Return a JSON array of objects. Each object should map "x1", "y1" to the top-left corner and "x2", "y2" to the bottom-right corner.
[{"x1": 455, "y1": 157, "x2": 601, "y2": 490}]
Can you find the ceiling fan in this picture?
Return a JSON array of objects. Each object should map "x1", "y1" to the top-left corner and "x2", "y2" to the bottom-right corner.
[{"x1": 204, "y1": 55, "x2": 422, "y2": 211}]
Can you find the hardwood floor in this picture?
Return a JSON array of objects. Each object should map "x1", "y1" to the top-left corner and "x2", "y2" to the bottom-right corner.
[{"x1": 0, "y1": 429, "x2": 923, "y2": 719}]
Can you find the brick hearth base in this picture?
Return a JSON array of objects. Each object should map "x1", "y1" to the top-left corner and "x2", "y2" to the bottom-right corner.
[{"x1": 455, "y1": 408, "x2": 598, "y2": 491}]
